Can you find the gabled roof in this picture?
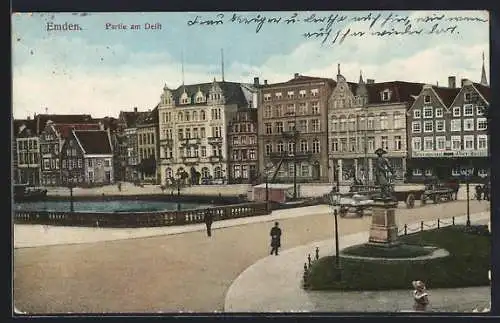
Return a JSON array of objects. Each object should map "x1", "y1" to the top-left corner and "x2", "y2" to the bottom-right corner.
[
  {"x1": 53, "y1": 123, "x2": 101, "y2": 139},
  {"x1": 472, "y1": 82, "x2": 490, "y2": 104},
  {"x1": 35, "y1": 114, "x2": 93, "y2": 135},
  {"x1": 365, "y1": 81, "x2": 424, "y2": 105},
  {"x1": 13, "y1": 119, "x2": 37, "y2": 138},
  {"x1": 119, "y1": 111, "x2": 149, "y2": 128},
  {"x1": 432, "y1": 86, "x2": 461, "y2": 108},
  {"x1": 94, "y1": 116, "x2": 119, "y2": 132},
  {"x1": 168, "y1": 81, "x2": 250, "y2": 107},
  {"x1": 73, "y1": 130, "x2": 112, "y2": 155},
  {"x1": 136, "y1": 106, "x2": 159, "y2": 126}
]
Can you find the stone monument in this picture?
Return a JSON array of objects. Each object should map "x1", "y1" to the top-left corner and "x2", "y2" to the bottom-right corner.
[{"x1": 368, "y1": 148, "x2": 400, "y2": 247}]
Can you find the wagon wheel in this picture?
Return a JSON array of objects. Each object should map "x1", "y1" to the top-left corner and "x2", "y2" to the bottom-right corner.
[
  {"x1": 339, "y1": 207, "x2": 347, "y2": 218},
  {"x1": 406, "y1": 193, "x2": 415, "y2": 209},
  {"x1": 356, "y1": 208, "x2": 364, "y2": 217},
  {"x1": 433, "y1": 194, "x2": 439, "y2": 204},
  {"x1": 421, "y1": 195, "x2": 427, "y2": 205}
]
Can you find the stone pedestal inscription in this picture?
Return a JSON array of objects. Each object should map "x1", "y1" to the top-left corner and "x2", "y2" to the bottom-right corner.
[{"x1": 368, "y1": 198, "x2": 400, "y2": 247}]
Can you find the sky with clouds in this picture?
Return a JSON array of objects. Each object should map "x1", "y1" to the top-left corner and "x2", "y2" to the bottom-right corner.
[{"x1": 12, "y1": 10, "x2": 489, "y2": 119}]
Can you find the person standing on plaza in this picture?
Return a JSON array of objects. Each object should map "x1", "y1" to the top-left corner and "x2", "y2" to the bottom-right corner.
[
  {"x1": 204, "y1": 208, "x2": 214, "y2": 237},
  {"x1": 412, "y1": 280, "x2": 430, "y2": 312},
  {"x1": 270, "y1": 222, "x2": 282, "y2": 256}
]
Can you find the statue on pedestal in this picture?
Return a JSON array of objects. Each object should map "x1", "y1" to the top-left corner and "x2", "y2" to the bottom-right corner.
[{"x1": 374, "y1": 148, "x2": 394, "y2": 199}]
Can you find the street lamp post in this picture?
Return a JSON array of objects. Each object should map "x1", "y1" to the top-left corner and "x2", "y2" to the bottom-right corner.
[
  {"x1": 460, "y1": 165, "x2": 473, "y2": 227},
  {"x1": 264, "y1": 163, "x2": 275, "y2": 211},
  {"x1": 328, "y1": 194, "x2": 342, "y2": 281},
  {"x1": 285, "y1": 111, "x2": 299, "y2": 200},
  {"x1": 63, "y1": 170, "x2": 75, "y2": 213}
]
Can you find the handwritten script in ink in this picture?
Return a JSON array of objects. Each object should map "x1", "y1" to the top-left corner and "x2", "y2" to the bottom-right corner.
[{"x1": 186, "y1": 12, "x2": 487, "y2": 45}]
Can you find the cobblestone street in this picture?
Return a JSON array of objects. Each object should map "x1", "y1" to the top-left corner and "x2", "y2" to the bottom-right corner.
[{"x1": 14, "y1": 200, "x2": 490, "y2": 313}]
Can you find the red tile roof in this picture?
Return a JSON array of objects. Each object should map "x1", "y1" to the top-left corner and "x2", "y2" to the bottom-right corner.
[
  {"x1": 73, "y1": 130, "x2": 112, "y2": 154},
  {"x1": 35, "y1": 114, "x2": 94, "y2": 134},
  {"x1": 432, "y1": 86, "x2": 461, "y2": 107},
  {"x1": 366, "y1": 81, "x2": 424, "y2": 105},
  {"x1": 54, "y1": 123, "x2": 101, "y2": 139},
  {"x1": 473, "y1": 83, "x2": 490, "y2": 102}
]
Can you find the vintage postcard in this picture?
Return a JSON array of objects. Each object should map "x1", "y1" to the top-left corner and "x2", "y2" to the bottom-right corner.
[{"x1": 12, "y1": 10, "x2": 491, "y2": 314}]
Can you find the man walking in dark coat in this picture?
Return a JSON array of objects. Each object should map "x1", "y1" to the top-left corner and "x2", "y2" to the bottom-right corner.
[
  {"x1": 270, "y1": 222, "x2": 282, "y2": 256},
  {"x1": 204, "y1": 208, "x2": 214, "y2": 237}
]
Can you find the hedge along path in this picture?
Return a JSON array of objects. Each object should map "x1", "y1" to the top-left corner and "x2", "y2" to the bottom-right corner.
[{"x1": 13, "y1": 200, "x2": 490, "y2": 314}]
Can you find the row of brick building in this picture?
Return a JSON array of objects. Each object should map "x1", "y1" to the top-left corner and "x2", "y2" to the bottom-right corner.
[{"x1": 12, "y1": 61, "x2": 489, "y2": 187}]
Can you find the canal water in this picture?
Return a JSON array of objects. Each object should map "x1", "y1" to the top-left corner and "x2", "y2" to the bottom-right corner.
[{"x1": 14, "y1": 200, "x2": 211, "y2": 213}]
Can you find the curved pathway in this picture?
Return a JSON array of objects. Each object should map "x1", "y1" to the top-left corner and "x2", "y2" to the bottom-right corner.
[
  {"x1": 224, "y1": 212, "x2": 490, "y2": 312},
  {"x1": 14, "y1": 201, "x2": 490, "y2": 313}
]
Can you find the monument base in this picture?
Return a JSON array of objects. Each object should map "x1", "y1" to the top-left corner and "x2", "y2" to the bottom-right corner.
[{"x1": 368, "y1": 197, "x2": 400, "y2": 247}]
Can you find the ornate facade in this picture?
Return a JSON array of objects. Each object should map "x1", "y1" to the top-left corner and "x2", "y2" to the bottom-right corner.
[
  {"x1": 328, "y1": 65, "x2": 422, "y2": 184},
  {"x1": 157, "y1": 79, "x2": 255, "y2": 185}
]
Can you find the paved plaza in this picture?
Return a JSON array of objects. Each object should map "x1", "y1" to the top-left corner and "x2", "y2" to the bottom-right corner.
[{"x1": 14, "y1": 200, "x2": 490, "y2": 314}]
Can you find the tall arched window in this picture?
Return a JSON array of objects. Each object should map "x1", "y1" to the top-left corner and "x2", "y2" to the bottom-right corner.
[
  {"x1": 214, "y1": 166, "x2": 222, "y2": 178},
  {"x1": 200, "y1": 110, "x2": 206, "y2": 120},
  {"x1": 201, "y1": 167, "x2": 210, "y2": 179}
]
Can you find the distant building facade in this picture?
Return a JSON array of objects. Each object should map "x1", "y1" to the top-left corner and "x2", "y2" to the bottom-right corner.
[
  {"x1": 327, "y1": 66, "x2": 422, "y2": 184},
  {"x1": 258, "y1": 74, "x2": 334, "y2": 183},
  {"x1": 227, "y1": 107, "x2": 258, "y2": 183},
  {"x1": 407, "y1": 77, "x2": 490, "y2": 182},
  {"x1": 157, "y1": 79, "x2": 255, "y2": 186},
  {"x1": 136, "y1": 106, "x2": 160, "y2": 183},
  {"x1": 61, "y1": 129, "x2": 114, "y2": 185}
]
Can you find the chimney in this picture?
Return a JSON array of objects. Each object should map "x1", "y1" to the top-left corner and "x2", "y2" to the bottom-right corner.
[
  {"x1": 133, "y1": 107, "x2": 138, "y2": 113},
  {"x1": 264, "y1": 80, "x2": 268, "y2": 85},
  {"x1": 461, "y1": 78, "x2": 468, "y2": 87},
  {"x1": 294, "y1": 73, "x2": 299, "y2": 78},
  {"x1": 367, "y1": 79, "x2": 375, "y2": 84},
  {"x1": 253, "y1": 77, "x2": 260, "y2": 86},
  {"x1": 448, "y1": 76, "x2": 456, "y2": 88}
]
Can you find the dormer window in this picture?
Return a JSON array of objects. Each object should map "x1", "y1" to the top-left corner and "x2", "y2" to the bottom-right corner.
[
  {"x1": 424, "y1": 95, "x2": 431, "y2": 104},
  {"x1": 195, "y1": 92, "x2": 205, "y2": 103},
  {"x1": 180, "y1": 92, "x2": 190, "y2": 105},
  {"x1": 381, "y1": 90, "x2": 391, "y2": 101},
  {"x1": 264, "y1": 93, "x2": 271, "y2": 101},
  {"x1": 464, "y1": 92, "x2": 471, "y2": 101}
]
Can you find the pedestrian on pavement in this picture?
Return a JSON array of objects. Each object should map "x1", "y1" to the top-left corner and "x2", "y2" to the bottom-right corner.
[
  {"x1": 475, "y1": 185, "x2": 483, "y2": 201},
  {"x1": 270, "y1": 222, "x2": 282, "y2": 256},
  {"x1": 204, "y1": 208, "x2": 214, "y2": 237},
  {"x1": 412, "y1": 280, "x2": 429, "y2": 312},
  {"x1": 483, "y1": 182, "x2": 490, "y2": 201},
  {"x1": 117, "y1": 182, "x2": 122, "y2": 192}
]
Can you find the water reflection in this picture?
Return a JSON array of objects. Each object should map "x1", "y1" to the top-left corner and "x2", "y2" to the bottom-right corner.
[{"x1": 14, "y1": 200, "x2": 210, "y2": 212}]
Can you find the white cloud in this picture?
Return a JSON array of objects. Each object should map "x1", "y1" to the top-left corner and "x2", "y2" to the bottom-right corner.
[{"x1": 12, "y1": 15, "x2": 490, "y2": 120}]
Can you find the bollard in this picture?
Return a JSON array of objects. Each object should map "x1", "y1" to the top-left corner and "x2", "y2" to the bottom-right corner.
[
  {"x1": 421, "y1": 221, "x2": 424, "y2": 231},
  {"x1": 452, "y1": 216, "x2": 455, "y2": 225},
  {"x1": 437, "y1": 218, "x2": 440, "y2": 229},
  {"x1": 315, "y1": 247, "x2": 319, "y2": 261},
  {"x1": 404, "y1": 224, "x2": 407, "y2": 235},
  {"x1": 303, "y1": 263, "x2": 309, "y2": 288},
  {"x1": 308, "y1": 254, "x2": 312, "y2": 268}
]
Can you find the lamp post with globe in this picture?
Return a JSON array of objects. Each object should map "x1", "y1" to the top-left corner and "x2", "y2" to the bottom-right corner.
[{"x1": 460, "y1": 164, "x2": 474, "y2": 227}]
